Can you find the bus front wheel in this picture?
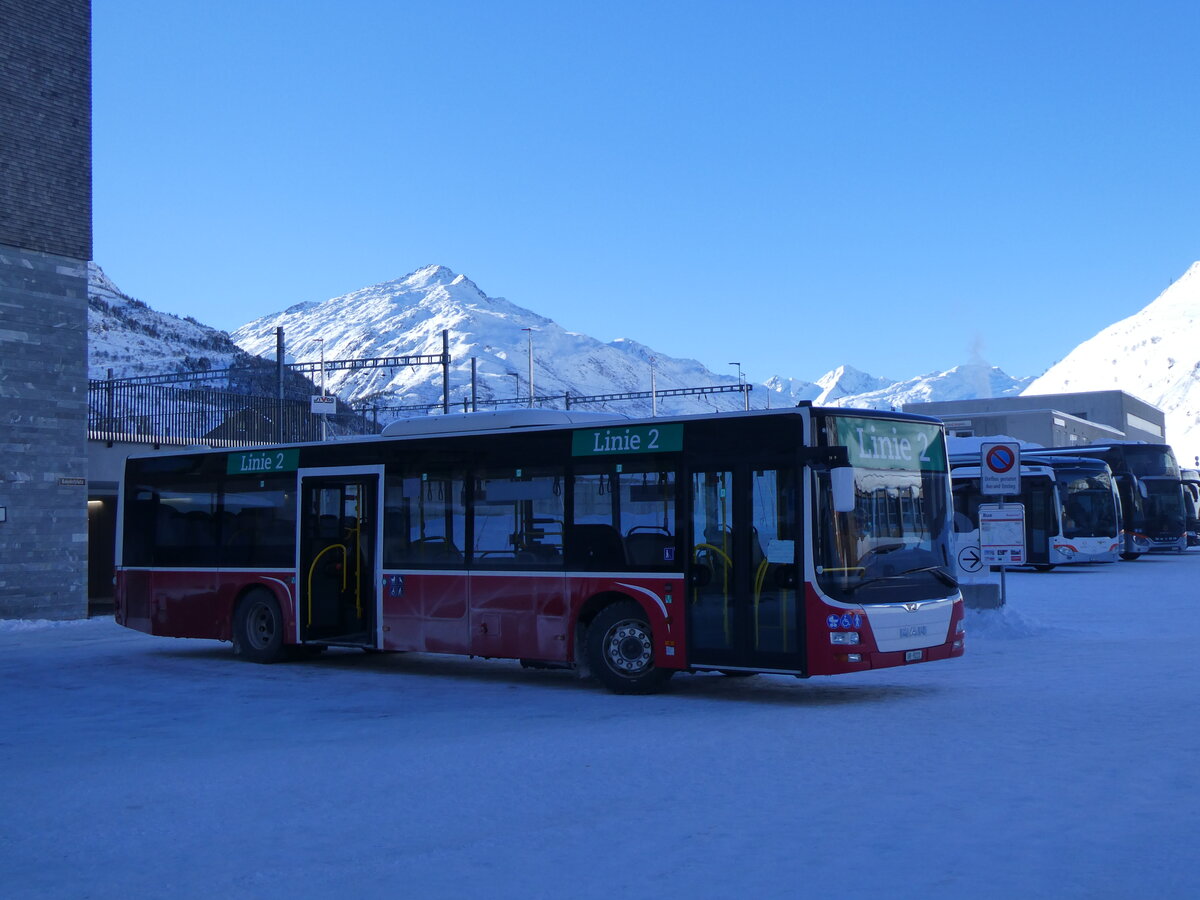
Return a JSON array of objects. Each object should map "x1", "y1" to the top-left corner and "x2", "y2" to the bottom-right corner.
[
  {"x1": 586, "y1": 601, "x2": 674, "y2": 695},
  {"x1": 232, "y1": 590, "x2": 286, "y2": 664}
]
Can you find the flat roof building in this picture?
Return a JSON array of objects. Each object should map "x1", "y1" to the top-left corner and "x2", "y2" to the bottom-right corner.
[{"x1": 903, "y1": 390, "x2": 1166, "y2": 448}]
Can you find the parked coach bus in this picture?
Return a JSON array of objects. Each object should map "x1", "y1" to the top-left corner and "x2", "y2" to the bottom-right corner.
[
  {"x1": 1020, "y1": 454, "x2": 1121, "y2": 564},
  {"x1": 1030, "y1": 443, "x2": 1186, "y2": 557},
  {"x1": 114, "y1": 405, "x2": 964, "y2": 693}
]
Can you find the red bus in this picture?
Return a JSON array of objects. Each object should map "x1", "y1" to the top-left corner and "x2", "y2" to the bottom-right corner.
[{"x1": 114, "y1": 405, "x2": 964, "y2": 693}]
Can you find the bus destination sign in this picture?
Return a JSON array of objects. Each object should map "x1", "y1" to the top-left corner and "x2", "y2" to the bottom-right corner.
[
  {"x1": 572, "y1": 424, "x2": 683, "y2": 457},
  {"x1": 226, "y1": 449, "x2": 300, "y2": 475}
]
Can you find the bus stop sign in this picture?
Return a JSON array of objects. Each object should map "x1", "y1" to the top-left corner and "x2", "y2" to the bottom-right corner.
[
  {"x1": 981, "y1": 441, "x2": 1021, "y2": 496},
  {"x1": 979, "y1": 502, "x2": 1026, "y2": 566}
]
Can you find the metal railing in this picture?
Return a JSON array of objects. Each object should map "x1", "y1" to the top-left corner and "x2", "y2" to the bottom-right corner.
[
  {"x1": 354, "y1": 383, "x2": 754, "y2": 427},
  {"x1": 88, "y1": 381, "x2": 380, "y2": 447}
]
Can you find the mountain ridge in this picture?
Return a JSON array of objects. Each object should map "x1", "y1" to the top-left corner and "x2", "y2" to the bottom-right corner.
[{"x1": 87, "y1": 262, "x2": 1034, "y2": 419}]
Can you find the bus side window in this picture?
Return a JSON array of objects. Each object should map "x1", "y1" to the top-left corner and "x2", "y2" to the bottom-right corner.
[
  {"x1": 383, "y1": 471, "x2": 466, "y2": 567},
  {"x1": 473, "y1": 467, "x2": 564, "y2": 567},
  {"x1": 621, "y1": 470, "x2": 677, "y2": 568}
]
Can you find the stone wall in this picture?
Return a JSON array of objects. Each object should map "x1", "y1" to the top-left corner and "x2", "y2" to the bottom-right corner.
[{"x1": 0, "y1": 246, "x2": 90, "y2": 618}]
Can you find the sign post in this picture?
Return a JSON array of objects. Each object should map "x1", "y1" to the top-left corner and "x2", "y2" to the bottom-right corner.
[
  {"x1": 980, "y1": 441, "x2": 1022, "y2": 605},
  {"x1": 311, "y1": 394, "x2": 335, "y2": 440}
]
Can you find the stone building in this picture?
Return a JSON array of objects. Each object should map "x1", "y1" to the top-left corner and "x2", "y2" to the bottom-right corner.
[{"x1": 0, "y1": 0, "x2": 92, "y2": 618}]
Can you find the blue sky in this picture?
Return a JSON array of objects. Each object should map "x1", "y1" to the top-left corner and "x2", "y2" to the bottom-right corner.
[{"x1": 92, "y1": 0, "x2": 1200, "y2": 385}]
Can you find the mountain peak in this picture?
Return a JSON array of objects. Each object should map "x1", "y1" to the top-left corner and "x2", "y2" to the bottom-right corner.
[{"x1": 399, "y1": 264, "x2": 460, "y2": 291}]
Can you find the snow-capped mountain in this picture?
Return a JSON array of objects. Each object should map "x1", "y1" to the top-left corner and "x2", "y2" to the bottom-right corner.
[
  {"x1": 87, "y1": 262, "x2": 250, "y2": 380},
  {"x1": 1024, "y1": 261, "x2": 1200, "y2": 462},
  {"x1": 230, "y1": 265, "x2": 1031, "y2": 418},
  {"x1": 87, "y1": 263, "x2": 327, "y2": 402},
  {"x1": 831, "y1": 363, "x2": 1033, "y2": 409},
  {"x1": 231, "y1": 265, "x2": 759, "y2": 417}
]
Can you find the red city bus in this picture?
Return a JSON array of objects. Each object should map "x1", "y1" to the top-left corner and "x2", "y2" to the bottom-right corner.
[{"x1": 115, "y1": 405, "x2": 964, "y2": 693}]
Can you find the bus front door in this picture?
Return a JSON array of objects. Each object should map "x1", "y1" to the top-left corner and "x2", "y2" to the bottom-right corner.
[
  {"x1": 687, "y1": 465, "x2": 802, "y2": 673},
  {"x1": 298, "y1": 470, "x2": 381, "y2": 647}
]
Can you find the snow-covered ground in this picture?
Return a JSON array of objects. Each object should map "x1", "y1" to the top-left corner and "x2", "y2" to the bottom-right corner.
[{"x1": 3, "y1": 556, "x2": 1197, "y2": 898}]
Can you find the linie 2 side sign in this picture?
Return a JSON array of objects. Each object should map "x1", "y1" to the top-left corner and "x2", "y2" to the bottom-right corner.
[
  {"x1": 227, "y1": 449, "x2": 300, "y2": 475},
  {"x1": 572, "y1": 424, "x2": 683, "y2": 457}
]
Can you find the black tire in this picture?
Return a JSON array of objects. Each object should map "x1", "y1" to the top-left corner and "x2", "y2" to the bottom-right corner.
[
  {"x1": 232, "y1": 589, "x2": 287, "y2": 663},
  {"x1": 586, "y1": 600, "x2": 674, "y2": 694},
  {"x1": 1120, "y1": 552, "x2": 1142, "y2": 561},
  {"x1": 1033, "y1": 564, "x2": 1055, "y2": 572}
]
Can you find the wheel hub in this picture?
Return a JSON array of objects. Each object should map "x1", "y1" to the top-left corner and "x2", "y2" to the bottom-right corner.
[
  {"x1": 606, "y1": 621, "x2": 652, "y2": 673},
  {"x1": 248, "y1": 605, "x2": 274, "y2": 648}
]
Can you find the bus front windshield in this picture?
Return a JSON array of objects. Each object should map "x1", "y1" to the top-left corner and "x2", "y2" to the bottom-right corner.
[
  {"x1": 814, "y1": 416, "x2": 956, "y2": 605},
  {"x1": 1142, "y1": 477, "x2": 1185, "y2": 534},
  {"x1": 1123, "y1": 446, "x2": 1179, "y2": 479},
  {"x1": 1059, "y1": 467, "x2": 1118, "y2": 538}
]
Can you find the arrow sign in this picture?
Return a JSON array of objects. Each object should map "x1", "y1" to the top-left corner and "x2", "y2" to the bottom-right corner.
[{"x1": 957, "y1": 545, "x2": 983, "y2": 573}]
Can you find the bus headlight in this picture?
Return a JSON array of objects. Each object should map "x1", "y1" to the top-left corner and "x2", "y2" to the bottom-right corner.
[{"x1": 830, "y1": 632, "x2": 860, "y2": 645}]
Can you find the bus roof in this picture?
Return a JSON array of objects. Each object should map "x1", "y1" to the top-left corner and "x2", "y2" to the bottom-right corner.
[{"x1": 126, "y1": 403, "x2": 947, "y2": 461}]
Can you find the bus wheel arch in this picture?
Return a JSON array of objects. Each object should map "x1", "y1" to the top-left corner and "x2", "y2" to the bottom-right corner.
[
  {"x1": 582, "y1": 596, "x2": 674, "y2": 694},
  {"x1": 231, "y1": 587, "x2": 287, "y2": 663}
]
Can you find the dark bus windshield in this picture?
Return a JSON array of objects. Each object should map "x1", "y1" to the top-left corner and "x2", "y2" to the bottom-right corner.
[
  {"x1": 1143, "y1": 477, "x2": 1186, "y2": 534},
  {"x1": 1121, "y1": 445, "x2": 1180, "y2": 478},
  {"x1": 1056, "y1": 465, "x2": 1119, "y2": 539}
]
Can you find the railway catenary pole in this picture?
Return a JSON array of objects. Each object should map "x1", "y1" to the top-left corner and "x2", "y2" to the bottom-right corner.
[
  {"x1": 442, "y1": 329, "x2": 450, "y2": 415},
  {"x1": 275, "y1": 327, "x2": 284, "y2": 442}
]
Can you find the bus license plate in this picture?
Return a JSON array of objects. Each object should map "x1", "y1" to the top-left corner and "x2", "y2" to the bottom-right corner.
[{"x1": 905, "y1": 650, "x2": 923, "y2": 662}]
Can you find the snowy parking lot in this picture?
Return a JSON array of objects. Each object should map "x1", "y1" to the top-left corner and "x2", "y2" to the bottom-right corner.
[{"x1": 3, "y1": 554, "x2": 1198, "y2": 899}]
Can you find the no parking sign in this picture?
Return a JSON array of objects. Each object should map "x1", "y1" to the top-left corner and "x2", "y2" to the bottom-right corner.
[{"x1": 981, "y1": 441, "x2": 1021, "y2": 496}]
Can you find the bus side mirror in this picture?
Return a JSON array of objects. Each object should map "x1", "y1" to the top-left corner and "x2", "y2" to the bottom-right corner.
[
  {"x1": 1138, "y1": 482, "x2": 1148, "y2": 499},
  {"x1": 831, "y1": 467, "x2": 856, "y2": 513}
]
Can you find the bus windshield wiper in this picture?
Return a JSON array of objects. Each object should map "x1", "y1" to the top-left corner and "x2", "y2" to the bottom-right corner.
[{"x1": 843, "y1": 565, "x2": 958, "y2": 595}]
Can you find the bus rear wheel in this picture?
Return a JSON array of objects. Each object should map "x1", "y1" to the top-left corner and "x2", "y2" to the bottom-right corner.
[
  {"x1": 586, "y1": 601, "x2": 674, "y2": 694},
  {"x1": 232, "y1": 590, "x2": 287, "y2": 663}
]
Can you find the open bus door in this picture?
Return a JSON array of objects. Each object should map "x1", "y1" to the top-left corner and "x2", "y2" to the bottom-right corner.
[
  {"x1": 686, "y1": 462, "x2": 803, "y2": 673},
  {"x1": 297, "y1": 467, "x2": 383, "y2": 648}
]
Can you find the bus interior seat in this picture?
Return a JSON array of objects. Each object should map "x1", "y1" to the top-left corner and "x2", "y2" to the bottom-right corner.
[
  {"x1": 517, "y1": 543, "x2": 562, "y2": 565},
  {"x1": 566, "y1": 524, "x2": 626, "y2": 570},
  {"x1": 624, "y1": 530, "x2": 674, "y2": 566},
  {"x1": 412, "y1": 536, "x2": 463, "y2": 564}
]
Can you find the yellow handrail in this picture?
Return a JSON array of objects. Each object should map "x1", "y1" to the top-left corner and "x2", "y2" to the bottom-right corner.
[{"x1": 306, "y1": 543, "x2": 347, "y2": 628}]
